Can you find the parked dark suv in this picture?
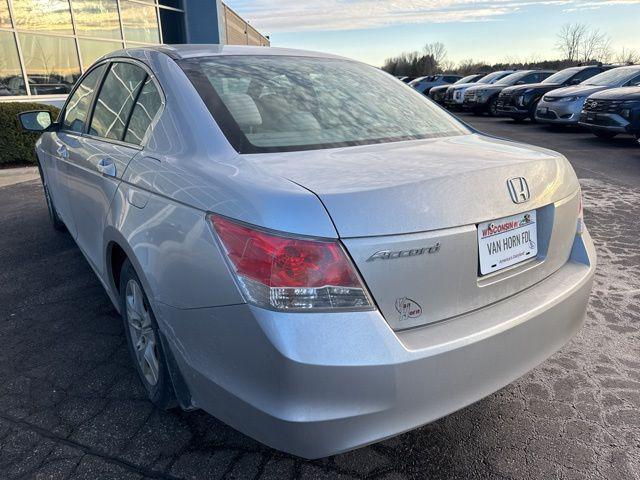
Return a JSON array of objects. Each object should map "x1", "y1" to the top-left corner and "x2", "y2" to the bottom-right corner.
[
  {"x1": 579, "y1": 87, "x2": 640, "y2": 141},
  {"x1": 464, "y1": 70, "x2": 555, "y2": 116},
  {"x1": 497, "y1": 65, "x2": 613, "y2": 122}
]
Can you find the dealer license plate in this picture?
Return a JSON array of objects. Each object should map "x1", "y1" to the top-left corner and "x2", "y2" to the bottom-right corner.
[{"x1": 478, "y1": 210, "x2": 538, "y2": 275}]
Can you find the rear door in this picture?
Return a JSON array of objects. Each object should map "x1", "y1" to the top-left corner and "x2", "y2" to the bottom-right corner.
[{"x1": 62, "y1": 60, "x2": 159, "y2": 275}]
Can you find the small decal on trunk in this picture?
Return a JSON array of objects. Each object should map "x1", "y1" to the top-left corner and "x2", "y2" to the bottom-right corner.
[{"x1": 395, "y1": 297, "x2": 422, "y2": 321}]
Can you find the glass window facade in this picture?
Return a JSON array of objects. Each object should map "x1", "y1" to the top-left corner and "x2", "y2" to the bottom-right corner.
[
  {"x1": 71, "y1": 0, "x2": 121, "y2": 40},
  {"x1": 19, "y1": 32, "x2": 81, "y2": 94},
  {"x1": 0, "y1": 0, "x2": 12, "y2": 28},
  {"x1": 12, "y1": 0, "x2": 74, "y2": 35},
  {"x1": 79, "y1": 39, "x2": 123, "y2": 70},
  {"x1": 120, "y1": 0, "x2": 159, "y2": 44},
  {"x1": 0, "y1": 30, "x2": 25, "y2": 95},
  {"x1": 0, "y1": 0, "x2": 183, "y2": 97}
]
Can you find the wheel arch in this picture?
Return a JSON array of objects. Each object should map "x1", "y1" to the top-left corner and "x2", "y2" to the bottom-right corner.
[
  {"x1": 103, "y1": 226, "x2": 155, "y2": 315},
  {"x1": 103, "y1": 226, "x2": 196, "y2": 410}
]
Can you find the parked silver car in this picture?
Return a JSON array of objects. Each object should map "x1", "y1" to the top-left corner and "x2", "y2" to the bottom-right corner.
[
  {"x1": 536, "y1": 65, "x2": 640, "y2": 125},
  {"x1": 19, "y1": 45, "x2": 596, "y2": 459}
]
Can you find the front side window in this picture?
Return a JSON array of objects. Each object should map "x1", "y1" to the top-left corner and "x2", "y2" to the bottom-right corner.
[
  {"x1": 62, "y1": 64, "x2": 107, "y2": 133},
  {"x1": 90, "y1": 62, "x2": 147, "y2": 140},
  {"x1": 181, "y1": 56, "x2": 469, "y2": 153},
  {"x1": 124, "y1": 77, "x2": 162, "y2": 144}
]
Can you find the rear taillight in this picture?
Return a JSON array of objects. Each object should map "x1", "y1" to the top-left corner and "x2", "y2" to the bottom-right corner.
[{"x1": 209, "y1": 215, "x2": 374, "y2": 311}]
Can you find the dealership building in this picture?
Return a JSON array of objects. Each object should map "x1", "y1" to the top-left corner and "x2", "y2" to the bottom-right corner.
[{"x1": 0, "y1": 0, "x2": 269, "y2": 100}]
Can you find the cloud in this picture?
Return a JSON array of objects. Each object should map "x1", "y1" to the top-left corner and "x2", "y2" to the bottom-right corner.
[{"x1": 230, "y1": 0, "x2": 640, "y2": 33}]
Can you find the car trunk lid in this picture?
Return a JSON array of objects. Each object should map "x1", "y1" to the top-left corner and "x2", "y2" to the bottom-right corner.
[{"x1": 246, "y1": 133, "x2": 581, "y2": 329}]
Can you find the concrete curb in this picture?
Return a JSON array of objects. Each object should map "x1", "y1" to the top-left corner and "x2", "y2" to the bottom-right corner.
[{"x1": 0, "y1": 167, "x2": 39, "y2": 188}]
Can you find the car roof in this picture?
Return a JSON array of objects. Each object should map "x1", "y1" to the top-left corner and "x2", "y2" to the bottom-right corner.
[{"x1": 104, "y1": 44, "x2": 349, "y2": 61}]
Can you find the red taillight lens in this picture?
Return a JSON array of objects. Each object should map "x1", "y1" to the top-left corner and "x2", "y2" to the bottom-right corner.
[{"x1": 210, "y1": 215, "x2": 373, "y2": 311}]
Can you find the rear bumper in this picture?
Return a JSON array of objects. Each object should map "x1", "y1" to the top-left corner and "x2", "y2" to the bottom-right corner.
[{"x1": 156, "y1": 231, "x2": 596, "y2": 459}]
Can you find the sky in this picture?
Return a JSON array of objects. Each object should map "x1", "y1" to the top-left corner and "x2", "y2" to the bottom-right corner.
[{"x1": 229, "y1": 0, "x2": 640, "y2": 67}]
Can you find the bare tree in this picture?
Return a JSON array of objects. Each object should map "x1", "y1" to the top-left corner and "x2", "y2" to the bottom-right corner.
[
  {"x1": 556, "y1": 23, "x2": 612, "y2": 63},
  {"x1": 423, "y1": 42, "x2": 447, "y2": 75},
  {"x1": 616, "y1": 47, "x2": 640, "y2": 65},
  {"x1": 556, "y1": 23, "x2": 587, "y2": 62},
  {"x1": 579, "y1": 27, "x2": 611, "y2": 62}
]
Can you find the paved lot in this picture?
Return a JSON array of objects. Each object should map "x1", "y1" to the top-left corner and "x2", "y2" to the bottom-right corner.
[{"x1": 0, "y1": 116, "x2": 639, "y2": 479}]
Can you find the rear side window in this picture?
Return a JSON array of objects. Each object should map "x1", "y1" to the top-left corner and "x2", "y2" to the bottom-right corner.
[
  {"x1": 89, "y1": 62, "x2": 147, "y2": 140},
  {"x1": 124, "y1": 77, "x2": 162, "y2": 145},
  {"x1": 62, "y1": 64, "x2": 106, "y2": 133}
]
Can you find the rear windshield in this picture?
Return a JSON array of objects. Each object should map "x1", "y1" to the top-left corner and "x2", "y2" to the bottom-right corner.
[{"x1": 179, "y1": 56, "x2": 469, "y2": 153}]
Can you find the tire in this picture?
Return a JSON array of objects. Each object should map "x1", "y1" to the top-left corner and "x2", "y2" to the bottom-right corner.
[
  {"x1": 487, "y1": 97, "x2": 499, "y2": 117},
  {"x1": 37, "y1": 164, "x2": 65, "y2": 231},
  {"x1": 593, "y1": 130, "x2": 618, "y2": 140},
  {"x1": 120, "y1": 259, "x2": 177, "y2": 410},
  {"x1": 528, "y1": 101, "x2": 540, "y2": 123},
  {"x1": 511, "y1": 115, "x2": 527, "y2": 123}
]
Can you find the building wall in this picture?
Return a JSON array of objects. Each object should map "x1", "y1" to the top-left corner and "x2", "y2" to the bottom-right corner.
[
  {"x1": 220, "y1": 3, "x2": 269, "y2": 47},
  {"x1": 0, "y1": 0, "x2": 268, "y2": 100},
  {"x1": 0, "y1": 0, "x2": 185, "y2": 97}
]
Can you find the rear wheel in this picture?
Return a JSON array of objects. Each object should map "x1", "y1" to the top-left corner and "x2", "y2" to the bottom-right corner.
[
  {"x1": 120, "y1": 259, "x2": 177, "y2": 409},
  {"x1": 37, "y1": 164, "x2": 65, "y2": 231},
  {"x1": 593, "y1": 130, "x2": 618, "y2": 140}
]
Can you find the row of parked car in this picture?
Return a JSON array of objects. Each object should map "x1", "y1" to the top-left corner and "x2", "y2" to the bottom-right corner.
[{"x1": 405, "y1": 65, "x2": 640, "y2": 143}]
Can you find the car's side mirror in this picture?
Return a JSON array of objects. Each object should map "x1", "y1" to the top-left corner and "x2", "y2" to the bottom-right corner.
[
  {"x1": 17, "y1": 110, "x2": 53, "y2": 132},
  {"x1": 570, "y1": 79, "x2": 582, "y2": 85},
  {"x1": 515, "y1": 80, "x2": 526, "y2": 85}
]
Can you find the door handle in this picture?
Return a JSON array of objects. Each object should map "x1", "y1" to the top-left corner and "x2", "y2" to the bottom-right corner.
[
  {"x1": 56, "y1": 144, "x2": 68, "y2": 159},
  {"x1": 97, "y1": 158, "x2": 116, "y2": 177}
]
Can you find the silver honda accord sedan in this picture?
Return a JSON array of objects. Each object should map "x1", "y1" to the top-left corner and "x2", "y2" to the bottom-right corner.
[{"x1": 19, "y1": 45, "x2": 596, "y2": 459}]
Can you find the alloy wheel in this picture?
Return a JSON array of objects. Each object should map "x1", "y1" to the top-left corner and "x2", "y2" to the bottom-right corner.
[{"x1": 125, "y1": 279, "x2": 160, "y2": 386}]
